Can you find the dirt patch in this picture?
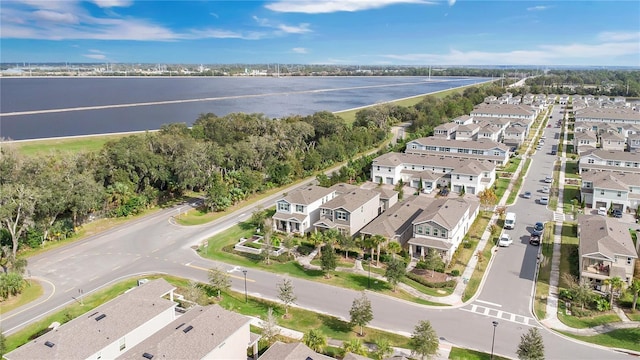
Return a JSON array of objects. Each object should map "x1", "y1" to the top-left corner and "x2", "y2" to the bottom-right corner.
[
  {"x1": 565, "y1": 179, "x2": 580, "y2": 185},
  {"x1": 410, "y1": 268, "x2": 449, "y2": 283}
]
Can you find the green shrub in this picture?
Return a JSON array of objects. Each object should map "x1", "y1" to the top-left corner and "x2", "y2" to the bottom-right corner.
[
  {"x1": 406, "y1": 273, "x2": 456, "y2": 289},
  {"x1": 450, "y1": 269, "x2": 460, "y2": 277}
]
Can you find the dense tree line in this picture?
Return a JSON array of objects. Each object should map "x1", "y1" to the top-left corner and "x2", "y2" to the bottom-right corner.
[{"x1": 524, "y1": 70, "x2": 640, "y2": 97}]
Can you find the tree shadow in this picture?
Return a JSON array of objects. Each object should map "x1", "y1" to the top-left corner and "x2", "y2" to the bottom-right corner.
[
  {"x1": 291, "y1": 262, "x2": 324, "y2": 277},
  {"x1": 349, "y1": 273, "x2": 390, "y2": 291},
  {"x1": 320, "y1": 314, "x2": 353, "y2": 334}
]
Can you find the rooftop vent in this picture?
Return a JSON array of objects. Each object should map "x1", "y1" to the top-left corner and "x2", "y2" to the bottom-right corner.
[
  {"x1": 44, "y1": 341, "x2": 55, "y2": 348},
  {"x1": 95, "y1": 314, "x2": 106, "y2": 321},
  {"x1": 143, "y1": 353, "x2": 154, "y2": 359},
  {"x1": 88, "y1": 312, "x2": 99, "y2": 318},
  {"x1": 183, "y1": 325, "x2": 193, "y2": 333},
  {"x1": 175, "y1": 323, "x2": 185, "y2": 330}
]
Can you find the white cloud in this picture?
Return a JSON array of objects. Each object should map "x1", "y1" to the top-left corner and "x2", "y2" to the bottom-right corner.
[
  {"x1": 597, "y1": 31, "x2": 640, "y2": 42},
  {"x1": 92, "y1": 0, "x2": 133, "y2": 8},
  {"x1": 527, "y1": 5, "x2": 550, "y2": 11},
  {"x1": 265, "y1": 0, "x2": 434, "y2": 14},
  {"x1": 32, "y1": 10, "x2": 79, "y2": 24},
  {"x1": 83, "y1": 53, "x2": 106, "y2": 60},
  {"x1": 292, "y1": 47, "x2": 308, "y2": 54},
  {"x1": 209, "y1": 12, "x2": 219, "y2": 18},
  {"x1": 278, "y1": 23, "x2": 311, "y2": 34},
  {"x1": 448, "y1": 0, "x2": 456, "y2": 6}
]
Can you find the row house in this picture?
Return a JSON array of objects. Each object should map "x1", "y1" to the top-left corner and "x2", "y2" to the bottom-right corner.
[
  {"x1": 314, "y1": 186, "x2": 392, "y2": 237},
  {"x1": 407, "y1": 197, "x2": 480, "y2": 263},
  {"x1": 405, "y1": 137, "x2": 511, "y2": 166},
  {"x1": 581, "y1": 171, "x2": 640, "y2": 213},
  {"x1": 559, "y1": 95, "x2": 570, "y2": 105},
  {"x1": 453, "y1": 114, "x2": 474, "y2": 125},
  {"x1": 575, "y1": 107, "x2": 640, "y2": 125},
  {"x1": 579, "y1": 149, "x2": 640, "y2": 175},
  {"x1": 578, "y1": 215, "x2": 637, "y2": 292},
  {"x1": 628, "y1": 134, "x2": 640, "y2": 152},
  {"x1": 573, "y1": 131, "x2": 598, "y2": 154},
  {"x1": 470, "y1": 103, "x2": 538, "y2": 122},
  {"x1": 433, "y1": 122, "x2": 458, "y2": 139},
  {"x1": 600, "y1": 131, "x2": 626, "y2": 151},
  {"x1": 503, "y1": 121, "x2": 531, "y2": 147},
  {"x1": 273, "y1": 185, "x2": 337, "y2": 235},
  {"x1": 477, "y1": 122, "x2": 503, "y2": 142},
  {"x1": 455, "y1": 123, "x2": 479, "y2": 140},
  {"x1": 370, "y1": 152, "x2": 496, "y2": 195}
]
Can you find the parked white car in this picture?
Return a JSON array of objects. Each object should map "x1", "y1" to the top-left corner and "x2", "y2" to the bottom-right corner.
[
  {"x1": 597, "y1": 207, "x2": 607, "y2": 216},
  {"x1": 539, "y1": 197, "x2": 549, "y2": 205},
  {"x1": 541, "y1": 186, "x2": 550, "y2": 194},
  {"x1": 498, "y1": 233, "x2": 513, "y2": 247}
]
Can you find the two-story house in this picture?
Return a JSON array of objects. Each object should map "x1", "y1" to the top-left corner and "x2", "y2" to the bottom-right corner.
[
  {"x1": 579, "y1": 149, "x2": 640, "y2": 175},
  {"x1": 407, "y1": 197, "x2": 480, "y2": 263},
  {"x1": 575, "y1": 107, "x2": 640, "y2": 125},
  {"x1": 503, "y1": 120, "x2": 531, "y2": 147},
  {"x1": 449, "y1": 161, "x2": 495, "y2": 195},
  {"x1": 453, "y1": 114, "x2": 474, "y2": 125},
  {"x1": 581, "y1": 171, "x2": 640, "y2": 213},
  {"x1": 599, "y1": 131, "x2": 626, "y2": 151},
  {"x1": 628, "y1": 134, "x2": 640, "y2": 153},
  {"x1": 454, "y1": 123, "x2": 479, "y2": 140},
  {"x1": 578, "y1": 215, "x2": 638, "y2": 292},
  {"x1": 470, "y1": 103, "x2": 537, "y2": 122},
  {"x1": 477, "y1": 122, "x2": 502, "y2": 142},
  {"x1": 573, "y1": 131, "x2": 598, "y2": 154},
  {"x1": 272, "y1": 185, "x2": 337, "y2": 235},
  {"x1": 314, "y1": 187, "x2": 382, "y2": 236},
  {"x1": 405, "y1": 137, "x2": 510, "y2": 166},
  {"x1": 433, "y1": 122, "x2": 458, "y2": 139}
]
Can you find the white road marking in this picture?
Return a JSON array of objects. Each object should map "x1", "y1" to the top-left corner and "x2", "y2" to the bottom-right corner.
[
  {"x1": 475, "y1": 299, "x2": 502, "y2": 307},
  {"x1": 460, "y1": 305, "x2": 538, "y2": 327}
]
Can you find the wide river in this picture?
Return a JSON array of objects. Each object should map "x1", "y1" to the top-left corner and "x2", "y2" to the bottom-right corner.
[{"x1": 0, "y1": 76, "x2": 491, "y2": 140}]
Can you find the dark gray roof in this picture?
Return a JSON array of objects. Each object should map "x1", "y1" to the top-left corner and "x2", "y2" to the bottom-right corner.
[
  {"x1": 119, "y1": 304, "x2": 251, "y2": 360},
  {"x1": 5, "y1": 279, "x2": 176, "y2": 360}
]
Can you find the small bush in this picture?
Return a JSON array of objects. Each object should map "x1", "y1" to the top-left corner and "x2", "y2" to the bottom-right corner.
[
  {"x1": 406, "y1": 273, "x2": 456, "y2": 288},
  {"x1": 450, "y1": 269, "x2": 460, "y2": 277}
]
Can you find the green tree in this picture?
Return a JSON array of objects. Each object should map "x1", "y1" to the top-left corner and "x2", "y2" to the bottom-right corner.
[
  {"x1": 183, "y1": 280, "x2": 205, "y2": 308},
  {"x1": 0, "y1": 184, "x2": 38, "y2": 258},
  {"x1": 385, "y1": 257, "x2": 406, "y2": 291},
  {"x1": 337, "y1": 232, "x2": 356, "y2": 259},
  {"x1": 386, "y1": 241, "x2": 402, "y2": 259},
  {"x1": 516, "y1": 328, "x2": 545, "y2": 360},
  {"x1": 208, "y1": 266, "x2": 231, "y2": 299},
  {"x1": 424, "y1": 249, "x2": 444, "y2": 277},
  {"x1": 349, "y1": 292, "x2": 373, "y2": 336},
  {"x1": 369, "y1": 234, "x2": 386, "y2": 266},
  {"x1": 320, "y1": 243, "x2": 337, "y2": 277},
  {"x1": 373, "y1": 338, "x2": 393, "y2": 360},
  {"x1": 342, "y1": 338, "x2": 368, "y2": 356},
  {"x1": 277, "y1": 278, "x2": 296, "y2": 317},
  {"x1": 262, "y1": 218, "x2": 274, "y2": 265},
  {"x1": 309, "y1": 231, "x2": 324, "y2": 256},
  {"x1": 260, "y1": 307, "x2": 280, "y2": 345},
  {"x1": 604, "y1": 276, "x2": 625, "y2": 307},
  {"x1": 410, "y1": 320, "x2": 439, "y2": 360},
  {"x1": 627, "y1": 279, "x2": 640, "y2": 312},
  {"x1": 303, "y1": 329, "x2": 327, "y2": 353}
]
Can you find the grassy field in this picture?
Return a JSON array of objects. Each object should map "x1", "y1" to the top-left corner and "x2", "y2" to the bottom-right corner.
[
  {"x1": 559, "y1": 328, "x2": 640, "y2": 352},
  {"x1": 10, "y1": 133, "x2": 134, "y2": 156},
  {"x1": 562, "y1": 186, "x2": 581, "y2": 215},
  {"x1": 449, "y1": 347, "x2": 510, "y2": 360},
  {"x1": 448, "y1": 211, "x2": 492, "y2": 275},
  {"x1": 533, "y1": 223, "x2": 555, "y2": 319},
  {"x1": 0, "y1": 280, "x2": 44, "y2": 315},
  {"x1": 506, "y1": 158, "x2": 532, "y2": 205},
  {"x1": 565, "y1": 161, "x2": 580, "y2": 178},
  {"x1": 559, "y1": 222, "x2": 579, "y2": 287}
]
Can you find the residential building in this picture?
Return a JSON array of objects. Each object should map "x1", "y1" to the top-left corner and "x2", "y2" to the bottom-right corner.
[
  {"x1": 575, "y1": 107, "x2": 640, "y2": 125},
  {"x1": 578, "y1": 215, "x2": 638, "y2": 291},
  {"x1": 476, "y1": 122, "x2": 502, "y2": 142},
  {"x1": 470, "y1": 103, "x2": 537, "y2": 122},
  {"x1": 579, "y1": 149, "x2": 640, "y2": 174},
  {"x1": 581, "y1": 171, "x2": 640, "y2": 212},
  {"x1": 259, "y1": 342, "x2": 333, "y2": 360},
  {"x1": 628, "y1": 134, "x2": 640, "y2": 152},
  {"x1": 314, "y1": 187, "x2": 382, "y2": 236},
  {"x1": 405, "y1": 137, "x2": 510, "y2": 166},
  {"x1": 119, "y1": 305, "x2": 255, "y2": 360},
  {"x1": 5, "y1": 279, "x2": 178, "y2": 360},
  {"x1": 407, "y1": 197, "x2": 480, "y2": 263},
  {"x1": 370, "y1": 152, "x2": 496, "y2": 194},
  {"x1": 272, "y1": 185, "x2": 337, "y2": 235},
  {"x1": 453, "y1": 114, "x2": 474, "y2": 125},
  {"x1": 359, "y1": 195, "x2": 432, "y2": 246},
  {"x1": 433, "y1": 122, "x2": 458, "y2": 139},
  {"x1": 503, "y1": 121, "x2": 529, "y2": 147},
  {"x1": 599, "y1": 131, "x2": 626, "y2": 151},
  {"x1": 453, "y1": 123, "x2": 479, "y2": 140},
  {"x1": 573, "y1": 131, "x2": 598, "y2": 154}
]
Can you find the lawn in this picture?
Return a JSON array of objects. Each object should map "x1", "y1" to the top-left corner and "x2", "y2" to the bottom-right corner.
[
  {"x1": 562, "y1": 186, "x2": 581, "y2": 215},
  {"x1": 560, "y1": 328, "x2": 640, "y2": 352},
  {"x1": 448, "y1": 211, "x2": 492, "y2": 275},
  {"x1": 533, "y1": 222, "x2": 555, "y2": 319},
  {"x1": 559, "y1": 222, "x2": 579, "y2": 287},
  {"x1": 449, "y1": 347, "x2": 510, "y2": 360},
  {"x1": 493, "y1": 178, "x2": 511, "y2": 202},
  {"x1": 564, "y1": 161, "x2": 580, "y2": 179},
  {"x1": 500, "y1": 156, "x2": 522, "y2": 174},
  {"x1": 462, "y1": 236, "x2": 494, "y2": 302},
  {"x1": 557, "y1": 304, "x2": 621, "y2": 328},
  {"x1": 506, "y1": 158, "x2": 531, "y2": 205},
  {"x1": 13, "y1": 133, "x2": 132, "y2": 157},
  {"x1": 0, "y1": 280, "x2": 44, "y2": 315}
]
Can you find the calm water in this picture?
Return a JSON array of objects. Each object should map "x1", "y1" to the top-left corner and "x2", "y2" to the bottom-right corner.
[{"x1": 0, "y1": 76, "x2": 490, "y2": 140}]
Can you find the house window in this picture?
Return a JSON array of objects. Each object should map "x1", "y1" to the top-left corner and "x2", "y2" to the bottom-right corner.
[
  {"x1": 433, "y1": 228, "x2": 438, "y2": 236},
  {"x1": 587, "y1": 159, "x2": 594, "y2": 164},
  {"x1": 296, "y1": 205, "x2": 304, "y2": 212},
  {"x1": 278, "y1": 202, "x2": 290, "y2": 212},
  {"x1": 469, "y1": 176, "x2": 473, "y2": 181},
  {"x1": 416, "y1": 225, "x2": 423, "y2": 234},
  {"x1": 618, "y1": 192, "x2": 622, "y2": 197},
  {"x1": 600, "y1": 190, "x2": 605, "y2": 195},
  {"x1": 628, "y1": 258, "x2": 633, "y2": 265},
  {"x1": 424, "y1": 227, "x2": 430, "y2": 235},
  {"x1": 119, "y1": 338, "x2": 126, "y2": 351},
  {"x1": 442, "y1": 230, "x2": 447, "y2": 238},
  {"x1": 336, "y1": 211, "x2": 348, "y2": 221},
  {"x1": 607, "y1": 161, "x2": 614, "y2": 166},
  {"x1": 494, "y1": 151, "x2": 501, "y2": 156},
  {"x1": 411, "y1": 144, "x2": 417, "y2": 149},
  {"x1": 456, "y1": 175, "x2": 460, "y2": 180},
  {"x1": 377, "y1": 166, "x2": 380, "y2": 171}
]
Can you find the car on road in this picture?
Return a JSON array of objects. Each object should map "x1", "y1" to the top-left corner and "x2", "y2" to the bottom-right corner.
[
  {"x1": 612, "y1": 209, "x2": 623, "y2": 218},
  {"x1": 539, "y1": 197, "x2": 549, "y2": 205},
  {"x1": 541, "y1": 186, "x2": 550, "y2": 194},
  {"x1": 522, "y1": 191, "x2": 532, "y2": 199},
  {"x1": 529, "y1": 234, "x2": 541, "y2": 246},
  {"x1": 498, "y1": 233, "x2": 513, "y2": 247},
  {"x1": 544, "y1": 176, "x2": 553, "y2": 183},
  {"x1": 597, "y1": 207, "x2": 607, "y2": 216},
  {"x1": 532, "y1": 222, "x2": 544, "y2": 236},
  {"x1": 547, "y1": 124, "x2": 551, "y2": 128}
]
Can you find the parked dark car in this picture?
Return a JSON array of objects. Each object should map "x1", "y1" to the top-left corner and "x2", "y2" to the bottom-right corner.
[
  {"x1": 439, "y1": 187, "x2": 450, "y2": 196},
  {"x1": 612, "y1": 209, "x2": 623, "y2": 218},
  {"x1": 529, "y1": 234, "x2": 540, "y2": 246}
]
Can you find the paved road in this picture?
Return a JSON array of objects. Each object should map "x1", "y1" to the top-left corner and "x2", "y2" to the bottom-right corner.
[{"x1": 2, "y1": 111, "x2": 634, "y2": 359}]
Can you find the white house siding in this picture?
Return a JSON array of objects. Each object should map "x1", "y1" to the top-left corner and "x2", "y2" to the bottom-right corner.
[{"x1": 202, "y1": 323, "x2": 251, "y2": 360}]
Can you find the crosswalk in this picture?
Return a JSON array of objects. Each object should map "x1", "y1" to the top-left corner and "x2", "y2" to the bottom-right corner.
[
  {"x1": 460, "y1": 303, "x2": 538, "y2": 327},
  {"x1": 553, "y1": 212, "x2": 565, "y2": 222}
]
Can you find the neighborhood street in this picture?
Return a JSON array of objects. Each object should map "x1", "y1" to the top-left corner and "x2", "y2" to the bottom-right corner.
[{"x1": 2, "y1": 110, "x2": 634, "y2": 359}]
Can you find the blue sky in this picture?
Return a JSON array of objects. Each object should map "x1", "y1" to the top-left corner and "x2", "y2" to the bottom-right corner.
[{"x1": 1, "y1": 0, "x2": 639, "y2": 66}]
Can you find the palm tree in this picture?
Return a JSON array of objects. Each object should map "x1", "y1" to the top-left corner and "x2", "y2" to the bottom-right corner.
[
  {"x1": 369, "y1": 235, "x2": 386, "y2": 266},
  {"x1": 309, "y1": 231, "x2": 324, "y2": 256},
  {"x1": 303, "y1": 329, "x2": 327, "y2": 353},
  {"x1": 386, "y1": 241, "x2": 402, "y2": 260},
  {"x1": 629, "y1": 279, "x2": 640, "y2": 312},
  {"x1": 342, "y1": 338, "x2": 368, "y2": 356},
  {"x1": 604, "y1": 276, "x2": 625, "y2": 307}
]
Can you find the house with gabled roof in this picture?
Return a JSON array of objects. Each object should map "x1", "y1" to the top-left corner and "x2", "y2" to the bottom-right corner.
[
  {"x1": 470, "y1": 103, "x2": 537, "y2": 122},
  {"x1": 627, "y1": 133, "x2": 640, "y2": 153},
  {"x1": 600, "y1": 131, "x2": 626, "y2": 151},
  {"x1": 453, "y1": 114, "x2": 474, "y2": 125},
  {"x1": 453, "y1": 123, "x2": 479, "y2": 140},
  {"x1": 405, "y1": 137, "x2": 510, "y2": 166},
  {"x1": 272, "y1": 185, "x2": 337, "y2": 235},
  {"x1": 4, "y1": 279, "x2": 178, "y2": 360},
  {"x1": 477, "y1": 122, "x2": 502, "y2": 142},
  {"x1": 433, "y1": 122, "x2": 458, "y2": 139},
  {"x1": 314, "y1": 187, "x2": 382, "y2": 236},
  {"x1": 578, "y1": 215, "x2": 638, "y2": 292},
  {"x1": 450, "y1": 161, "x2": 495, "y2": 195},
  {"x1": 579, "y1": 149, "x2": 640, "y2": 174},
  {"x1": 581, "y1": 171, "x2": 640, "y2": 213},
  {"x1": 575, "y1": 107, "x2": 640, "y2": 125},
  {"x1": 119, "y1": 304, "x2": 254, "y2": 360},
  {"x1": 503, "y1": 121, "x2": 529, "y2": 147},
  {"x1": 407, "y1": 197, "x2": 480, "y2": 263},
  {"x1": 573, "y1": 131, "x2": 598, "y2": 154},
  {"x1": 259, "y1": 342, "x2": 334, "y2": 360}
]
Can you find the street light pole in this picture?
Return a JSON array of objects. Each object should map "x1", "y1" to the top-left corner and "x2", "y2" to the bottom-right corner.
[
  {"x1": 368, "y1": 259, "x2": 371, "y2": 289},
  {"x1": 242, "y1": 270, "x2": 248, "y2": 303},
  {"x1": 490, "y1": 321, "x2": 499, "y2": 360}
]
